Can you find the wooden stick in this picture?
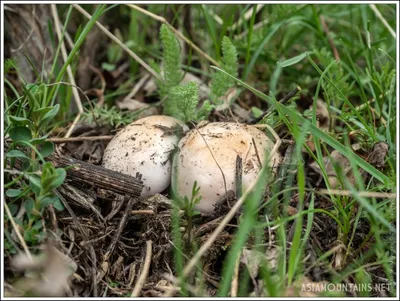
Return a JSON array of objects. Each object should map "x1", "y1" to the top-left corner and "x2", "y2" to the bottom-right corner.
[
  {"x1": 48, "y1": 135, "x2": 113, "y2": 143},
  {"x1": 131, "y1": 240, "x2": 153, "y2": 297},
  {"x1": 230, "y1": 255, "x2": 241, "y2": 297},
  {"x1": 48, "y1": 154, "x2": 143, "y2": 197},
  {"x1": 4, "y1": 202, "x2": 32, "y2": 261},
  {"x1": 369, "y1": 4, "x2": 396, "y2": 39}
]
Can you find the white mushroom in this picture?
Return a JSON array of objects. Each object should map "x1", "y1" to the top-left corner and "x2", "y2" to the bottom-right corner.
[
  {"x1": 171, "y1": 122, "x2": 281, "y2": 213},
  {"x1": 103, "y1": 115, "x2": 188, "y2": 197}
]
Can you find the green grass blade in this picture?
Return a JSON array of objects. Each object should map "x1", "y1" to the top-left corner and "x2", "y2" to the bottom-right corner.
[{"x1": 210, "y1": 66, "x2": 389, "y2": 184}]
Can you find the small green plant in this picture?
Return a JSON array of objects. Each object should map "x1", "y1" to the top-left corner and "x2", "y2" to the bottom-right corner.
[
  {"x1": 4, "y1": 65, "x2": 66, "y2": 251},
  {"x1": 169, "y1": 82, "x2": 213, "y2": 123},
  {"x1": 210, "y1": 36, "x2": 239, "y2": 105},
  {"x1": 159, "y1": 25, "x2": 238, "y2": 123},
  {"x1": 82, "y1": 105, "x2": 139, "y2": 128},
  {"x1": 159, "y1": 24, "x2": 184, "y2": 100},
  {"x1": 159, "y1": 24, "x2": 213, "y2": 122},
  {"x1": 173, "y1": 181, "x2": 202, "y2": 248}
]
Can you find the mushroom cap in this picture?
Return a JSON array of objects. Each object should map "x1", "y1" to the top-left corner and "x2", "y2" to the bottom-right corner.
[
  {"x1": 171, "y1": 122, "x2": 281, "y2": 213},
  {"x1": 103, "y1": 115, "x2": 187, "y2": 197}
]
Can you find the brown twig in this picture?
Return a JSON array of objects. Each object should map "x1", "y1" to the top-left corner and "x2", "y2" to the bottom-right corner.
[
  {"x1": 192, "y1": 124, "x2": 227, "y2": 195},
  {"x1": 131, "y1": 210, "x2": 155, "y2": 215},
  {"x1": 193, "y1": 216, "x2": 224, "y2": 238},
  {"x1": 98, "y1": 196, "x2": 139, "y2": 283},
  {"x1": 251, "y1": 138, "x2": 263, "y2": 169},
  {"x1": 235, "y1": 155, "x2": 243, "y2": 199},
  {"x1": 105, "y1": 194, "x2": 125, "y2": 221},
  {"x1": 58, "y1": 184, "x2": 104, "y2": 222},
  {"x1": 48, "y1": 154, "x2": 143, "y2": 197},
  {"x1": 317, "y1": 189, "x2": 396, "y2": 199},
  {"x1": 320, "y1": 15, "x2": 340, "y2": 61},
  {"x1": 4, "y1": 202, "x2": 32, "y2": 261},
  {"x1": 369, "y1": 4, "x2": 396, "y2": 39},
  {"x1": 131, "y1": 240, "x2": 153, "y2": 297},
  {"x1": 55, "y1": 190, "x2": 98, "y2": 297},
  {"x1": 122, "y1": 73, "x2": 151, "y2": 103},
  {"x1": 231, "y1": 255, "x2": 241, "y2": 297},
  {"x1": 48, "y1": 135, "x2": 113, "y2": 143}
]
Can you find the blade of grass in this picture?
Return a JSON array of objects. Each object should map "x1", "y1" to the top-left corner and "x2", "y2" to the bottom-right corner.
[
  {"x1": 306, "y1": 52, "x2": 377, "y2": 140},
  {"x1": 217, "y1": 163, "x2": 270, "y2": 296},
  {"x1": 201, "y1": 4, "x2": 220, "y2": 59},
  {"x1": 211, "y1": 66, "x2": 389, "y2": 184},
  {"x1": 287, "y1": 122, "x2": 309, "y2": 285},
  {"x1": 47, "y1": 4, "x2": 106, "y2": 104}
]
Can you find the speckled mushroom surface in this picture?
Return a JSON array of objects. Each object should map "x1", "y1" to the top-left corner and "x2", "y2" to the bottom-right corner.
[
  {"x1": 102, "y1": 115, "x2": 188, "y2": 197},
  {"x1": 171, "y1": 122, "x2": 282, "y2": 213}
]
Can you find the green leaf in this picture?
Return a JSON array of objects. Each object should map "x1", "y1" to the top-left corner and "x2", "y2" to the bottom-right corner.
[
  {"x1": 52, "y1": 168, "x2": 67, "y2": 189},
  {"x1": 9, "y1": 126, "x2": 32, "y2": 142},
  {"x1": 39, "y1": 141, "x2": 54, "y2": 158},
  {"x1": 40, "y1": 195, "x2": 59, "y2": 209},
  {"x1": 30, "y1": 136, "x2": 48, "y2": 145},
  {"x1": 6, "y1": 150, "x2": 28, "y2": 159},
  {"x1": 41, "y1": 167, "x2": 66, "y2": 193},
  {"x1": 251, "y1": 107, "x2": 264, "y2": 118},
  {"x1": 9, "y1": 116, "x2": 31, "y2": 126},
  {"x1": 278, "y1": 52, "x2": 310, "y2": 68},
  {"x1": 8, "y1": 204, "x2": 18, "y2": 216},
  {"x1": 29, "y1": 174, "x2": 42, "y2": 196},
  {"x1": 6, "y1": 189, "x2": 23, "y2": 198},
  {"x1": 53, "y1": 198, "x2": 64, "y2": 211},
  {"x1": 32, "y1": 106, "x2": 55, "y2": 123},
  {"x1": 32, "y1": 219, "x2": 44, "y2": 230},
  {"x1": 101, "y1": 62, "x2": 116, "y2": 71},
  {"x1": 24, "y1": 198, "x2": 35, "y2": 214},
  {"x1": 39, "y1": 104, "x2": 60, "y2": 127}
]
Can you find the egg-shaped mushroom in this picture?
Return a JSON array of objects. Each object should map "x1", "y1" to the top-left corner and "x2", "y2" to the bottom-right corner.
[
  {"x1": 103, "y1": 115, "x2": 188, "y2": 197},
  {"x1": 171, "y1": 122, "x2": 281, "y2": 213}
]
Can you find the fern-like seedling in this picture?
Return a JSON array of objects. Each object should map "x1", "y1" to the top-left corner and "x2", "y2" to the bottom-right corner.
[
  {"x1": 169, "y1": 82, "x2": 213, "y2": 123},
  {"x1": 210, "y1": 36, "x2": 238, "y2": 104},
  {"x1": 158, "y1": 25, "x2": 213, "y2": 122},
  {"x1": 160, "y1": 24, "x2": 183, "y2": 103}
]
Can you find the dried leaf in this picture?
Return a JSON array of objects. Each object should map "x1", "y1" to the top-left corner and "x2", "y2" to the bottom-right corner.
[
  {"x1": 306, "y1": 99, "x2": 331, "y2": 151},
  {"x1": 240, "y1": 247, "x2": 279, "y2": 278},
  {"x1": 314, "y1": 99, "x2": 330, "y2": 130},
  {"x1": 309, "y1": 149, "x2": 355, "y2": 188},
  {"x1": 11, "y1": 244, "x2": 76, "y2": 297},
  {"x1": 215, "y1": 87, "x2": 238, "y2": 111},
  {"x1": 367, "y1": 142, "x2": 389, "y2": 169},
  {"x1": 117, "y1": 98, "x2": 149, "y2": 111}
]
